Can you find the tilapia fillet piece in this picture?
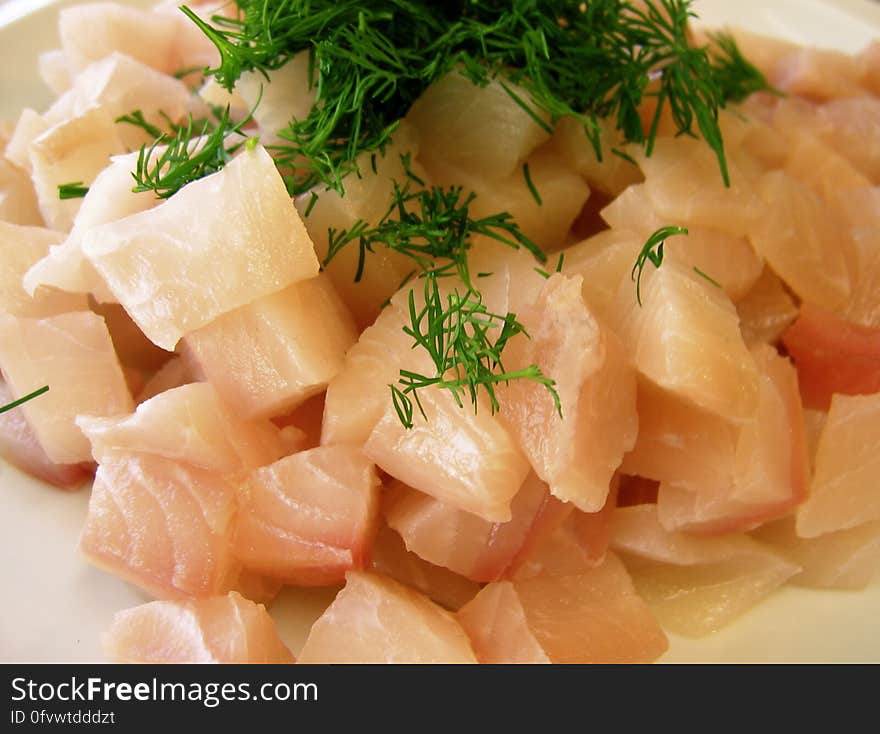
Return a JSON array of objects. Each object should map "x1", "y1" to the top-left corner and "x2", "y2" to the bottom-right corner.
[
  {"x1": 80, "y1": 451, "x2": 239, "y2": 600},
  {"x1": 104, "y1": 592, "x2": 294, "y2": 663}
]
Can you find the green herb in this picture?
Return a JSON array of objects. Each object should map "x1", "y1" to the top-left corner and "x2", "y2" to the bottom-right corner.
[
  {"x1": 182, "y1": 1, "x2": 771, "y2": 195},
  {"x1": 57, "y1": 182, "x2": 88, "y2": 200},
  {"x1": 181, "y1": 0, "x2": 432, "y2": 195},
  {"x1": 708, "y1": 32, "x2": 780, "y2": 104},
  {"x1": 693, "y1": 265, "x2": 722, "y2": 289},
  {"x1": 390, "y1": 273, "x2": 561, "y2": 429},
  {"x1": 169, "y1": 0, "x2": 770, "y2": 429},
  {"x1": 522, "y1": 163, "x2": 542, "y2": 206},
  {"x1": 325, "y1": 155, "x2": 545, "y2": 285},
  {"x1": 129, "y1": 104, "x2": 253, "y2": 199},
  {"x1": 533, "y1": 252, "x2": 564, "y2": 279},
  {"x1": 115, "y1": 110, "x2": 165, "y2": 140},
  {"x1": 304, "y1": 191, "x2": 319, "y2": 217},
  {"x1": 173, "y1": 65, "x2": 206, "y2": 81},
  {"x1": 631, "y1": 225, "x2": 688, "y2": 306},
  {"x1": 0, "y1": 385, "x2": 49, "y2": 415},
  {"x1": 325, "y1": 155, "x2": 559, "y2": 426}
]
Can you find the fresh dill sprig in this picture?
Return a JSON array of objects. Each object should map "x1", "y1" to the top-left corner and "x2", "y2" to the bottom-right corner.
[
  {"x1": 522, "y1": 163, "x2": 542, "y2": 206},
  {"x1": 390, "y1": 273, "x2": 561, "y2": 429},
  {"x1": 127, "y1": 105, "x2": 253, "y2": 199},
  {"x1": 693, "y1": 265, "x2": 722, "y2": 289},
  {"x1": 182, "y1": 1, "x2": 771, "y2": 195},
  {"x1": 0, "y1": 385, "x2": 49, "y2": 415},
  {"x1": 631, "y1": 225, "x2": 688, "y2": 306},
  {"x1": 173, "y1": 66, "x2": 206, "y2": 81},
  {"x1": 181, "y1": 1, "x2": 442, "y2": 194},
  {"x1": 535, "y1": 252, "x2": 565, "y2": 279},
  {"x1": 116, "y1": 108, "x2": 228, "y2": 141},
  {"x1": 115, "y1": 110, "x2": 165, "y2": 140},
  {"x1": 168, "y1": 1, "x2": 770, "y2": 429},
  {"x1": 57, "y1": 182, "x2": 88, "y2": 200},
  {"x1": 325, "y1": 155, "x2": 545, "y2": 284},
  {"x1": 707, "y1": 32, "x2": 780, "y2": 104},
  {"x1": 325, "y1": 155, "x2": 558, "y2": 426}
]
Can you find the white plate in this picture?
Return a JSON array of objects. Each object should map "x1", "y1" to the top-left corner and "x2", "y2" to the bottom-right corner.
[{"x1": 1, "y1": 0, "x2": 879, "y2": 663}]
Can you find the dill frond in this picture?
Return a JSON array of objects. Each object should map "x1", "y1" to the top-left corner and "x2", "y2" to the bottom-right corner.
[
  {"x1": 631, "y1": 225, "x2": 688, "y2": 306},
  {"x1": 0, "y1": 385, "x2": 49, "y2": 415},
  {"x1": 325, "y1": 154, "x2": 545, "y2": 285},
  {"x1": 693, "y1": 265, "x2": 722, "y2": 289},
  {"x1": 57, "y1": 182, "x2": 89, "y2": 200},
  {"x1": 522, "y1": 163, "x2": 542, "y2": 206},
  {"x1": 325, "y1": 156, "x2": 558, "y2": 426},
  {"x1": 160, "y1": 1, "x2": 773, "y2": 427},
  {"x1": 182, "y1": 1, "x2": 772, "y2": 195},
  {"x1": 115, "y1": 110, "x2": 165, "y2": 140},
  {"x1": 127, "y1": 105, "x2": 254, "y2": 199},
  {"x1": 390, "y1": 273, "x2": 561, "y2": 429}
]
